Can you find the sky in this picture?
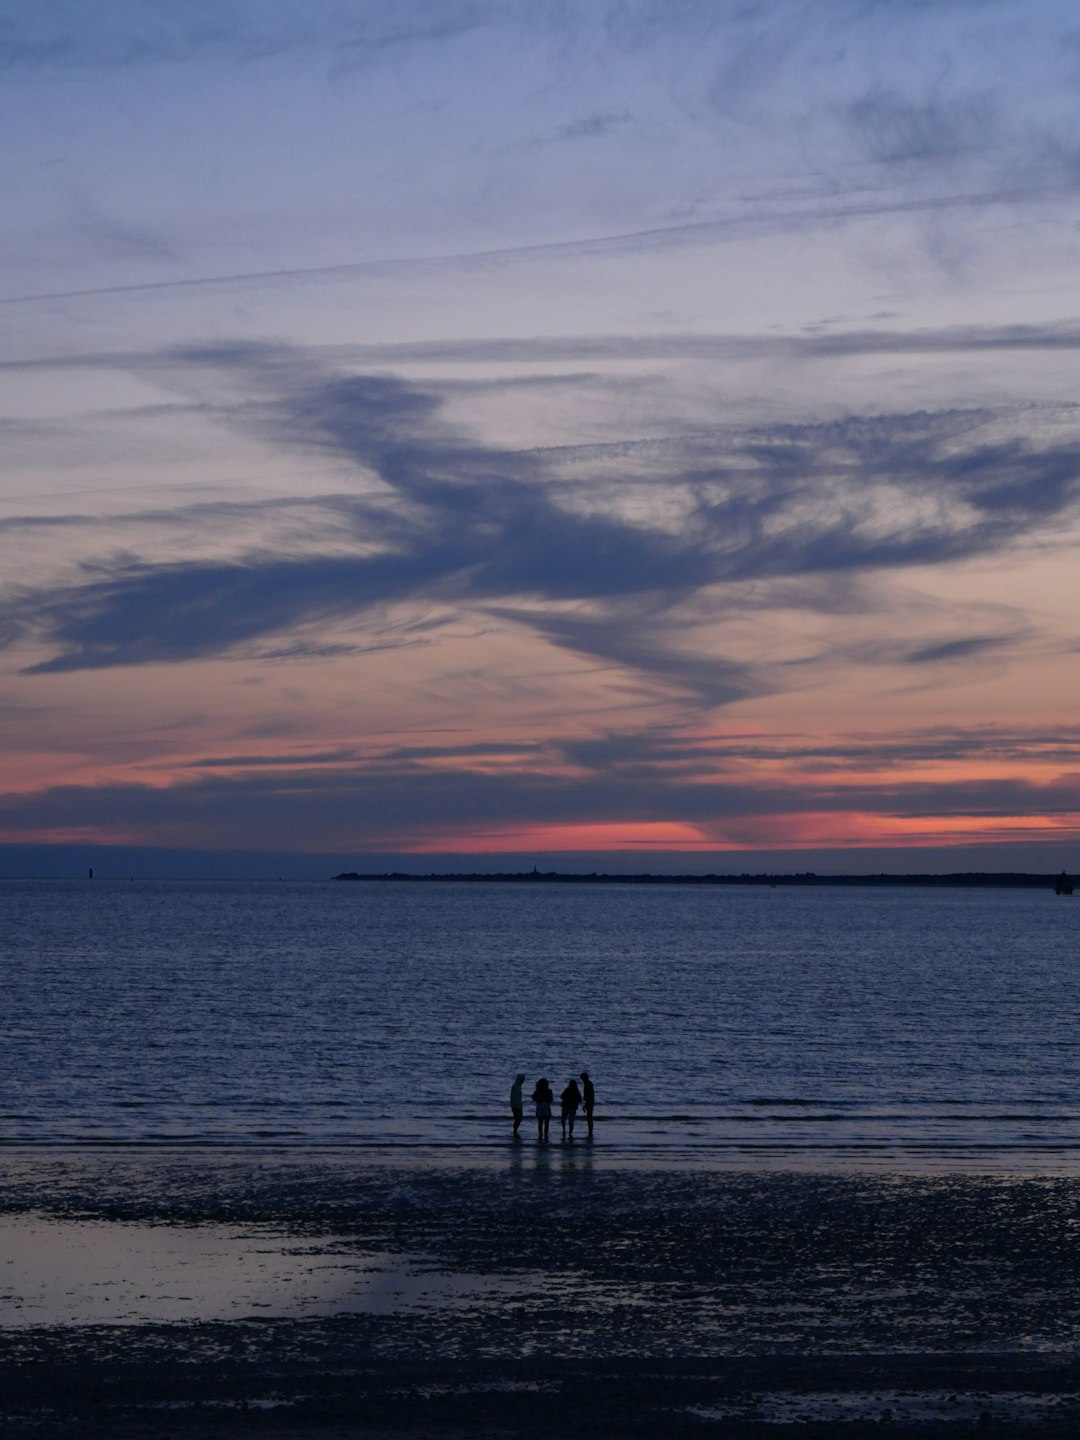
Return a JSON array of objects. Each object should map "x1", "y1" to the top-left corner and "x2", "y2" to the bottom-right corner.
[{"x1": 2, "y1": 0, "x2": 1080, "y2": 876}]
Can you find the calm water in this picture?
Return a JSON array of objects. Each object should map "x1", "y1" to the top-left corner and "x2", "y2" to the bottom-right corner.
[{"x1": 2, "y1": 879, "x2": 1079, "y2": 1165}]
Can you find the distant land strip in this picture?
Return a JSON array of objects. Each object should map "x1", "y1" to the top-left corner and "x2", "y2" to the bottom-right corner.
[{"x1": 334, "y1": 870, "x2": 1075, "y2": 889}]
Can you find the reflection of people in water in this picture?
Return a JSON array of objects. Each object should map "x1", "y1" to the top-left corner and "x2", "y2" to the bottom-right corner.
[
  {"x1": 510, "y1": 1073, "x2": 525, "y2": 1137},
  {"x1": 560, "y1": 1078, "x2": 582, "y2": 1139},
  {"x1": 531, "y1": 1077, "x2": 553, "y2": 1142},
  {"x1": 580, "y1": 1071, "x2": 595, "y2": 1138}
]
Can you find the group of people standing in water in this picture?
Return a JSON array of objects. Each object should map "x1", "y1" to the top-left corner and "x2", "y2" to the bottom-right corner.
[{"x1": 510, "y1": 1071, "x2": 595, "y2": 1141}]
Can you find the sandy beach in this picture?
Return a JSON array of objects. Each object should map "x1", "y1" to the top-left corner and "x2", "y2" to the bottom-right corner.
[{"x1": 3, "y1": 1149, "x2": 1080, "y2": 1436}]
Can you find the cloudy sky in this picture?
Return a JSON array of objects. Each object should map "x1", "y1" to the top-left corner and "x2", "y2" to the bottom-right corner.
[{"x1": 2, "y1": 0, "x2": 1080, "y2": 874}]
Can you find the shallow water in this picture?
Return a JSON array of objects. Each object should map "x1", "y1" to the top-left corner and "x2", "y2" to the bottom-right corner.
[
  {"x1": 2, "y1": 878, "x2": 1078, "y2": 1166},
  {"x1": 0, "y1": 1213, "x2": 557, "y2": 1327}
]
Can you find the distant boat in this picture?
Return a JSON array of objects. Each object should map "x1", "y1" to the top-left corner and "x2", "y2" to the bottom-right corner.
[{"x1": 1054, "y1": 871, "x2": 1073, "y2": 896}]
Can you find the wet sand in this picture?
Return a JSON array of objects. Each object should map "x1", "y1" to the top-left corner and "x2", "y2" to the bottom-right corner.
[{"x1": 4, "y1": 1149, "x2": 1080, "y2": 1436}]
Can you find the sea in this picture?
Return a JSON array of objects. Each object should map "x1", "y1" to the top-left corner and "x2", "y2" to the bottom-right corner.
[{"x1": 3, "y1": 877, "x2": 1079, "y2": 1169}]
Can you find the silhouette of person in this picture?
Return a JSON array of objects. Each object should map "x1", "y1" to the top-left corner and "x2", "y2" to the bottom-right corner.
[
  {"x1": 531, "y1": 1077, "x2": 553, "y2": 1142},
  {"x1": 510, "y1": 1073, "x2": 525, "y2": 1137},
  {"x1": 580, "y1": 1071, "x2": 595, "y2": 1138},
  {"x1": 560, "y1": 1078, "x2": 582, "y2": 1139}
]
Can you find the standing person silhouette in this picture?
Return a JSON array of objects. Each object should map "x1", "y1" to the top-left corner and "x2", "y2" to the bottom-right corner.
[
  {"x1": 560, "y1": 1077, "x2": 582, "y2": 1140},
  {"x1": 510, "y1": 1073, "x2": 525, "y2": 1137},
  {"x1": 580, "y1": 1071, "x2": 595, "y2": 1138},
  {"x1": 531, "y1": 1077, "x2": 553, "y2": 1142}
]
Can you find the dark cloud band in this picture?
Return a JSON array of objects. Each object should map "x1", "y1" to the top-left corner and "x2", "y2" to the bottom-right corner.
[{"x1": 3, "y1": 344, "x2": 1079, "y2": 702}]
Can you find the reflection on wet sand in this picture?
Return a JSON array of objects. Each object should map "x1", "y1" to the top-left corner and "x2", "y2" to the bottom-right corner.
[{"x1": 0, "y1": 1214, "x2": 591, "y2": 1327}]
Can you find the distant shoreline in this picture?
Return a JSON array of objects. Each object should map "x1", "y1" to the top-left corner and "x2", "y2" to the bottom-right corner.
[{"x1": 334, "y1": 869, "x2": 1074, "y2": 889}]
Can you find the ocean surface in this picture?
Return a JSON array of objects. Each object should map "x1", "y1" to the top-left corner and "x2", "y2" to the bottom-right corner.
[{"x1": 2, "y1": 878, "x2": 1079, "y2": 1168}]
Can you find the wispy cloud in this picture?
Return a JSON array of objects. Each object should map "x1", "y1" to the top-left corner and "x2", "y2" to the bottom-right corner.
[
  {"x1": 169, "y1": 717, "x2": 1080, "y2": 783},
  {"x1": 1, "y1": 755, "x2": 1077, "y2": 851},
  {"x1": 2, "y1": 344, "x2": 1078, "y2": 703},
  {"x1": 10, "y1": 322, "x2": 1080, "y2": 371},
  {"x1": 2, "y1": 183, "x2": 1064, "y2": 308},
  {"x1": 846, "y1": 85, "x2": 1000, "y2": 167},
  {"x1": 0, "y1": 2, "x2": 493, "y2": 73},
  {"x1": 902, "y1": 633, "x2": 1020, "y2": 666},
  {"x1": 556, "y1": 722, "x2": 1080, "y2": 775},
  {"x1": 184, "y1": 749, "x2": 363, "y2": 769}
]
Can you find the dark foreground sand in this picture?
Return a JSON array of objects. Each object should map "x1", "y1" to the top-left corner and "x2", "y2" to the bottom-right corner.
[{"x1": 3, "y1": 1150, "x2": 1080, "y2": 1437}]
